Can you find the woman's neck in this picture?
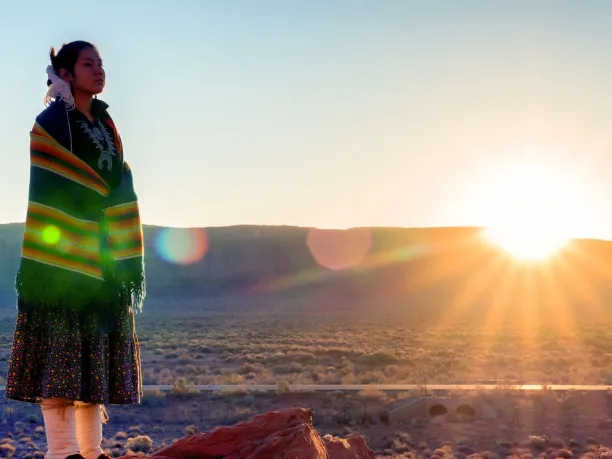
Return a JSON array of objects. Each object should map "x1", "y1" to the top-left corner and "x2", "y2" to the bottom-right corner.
[{"x1": 73, "y1": 91, "x2": 94, "y2": 121}]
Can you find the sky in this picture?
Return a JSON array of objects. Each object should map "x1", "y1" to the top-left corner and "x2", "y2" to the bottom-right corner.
[{"x1": 2, "y1": 1, "x2": 612, "y2": 238}]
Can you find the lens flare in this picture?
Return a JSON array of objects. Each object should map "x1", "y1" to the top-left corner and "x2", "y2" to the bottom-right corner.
[
  {"x1": 306, "y1": 228, "x2": 372, "y2": 270},
  {"x1": 154, "y1": 227, "x2": 208, "y2": 265},
  {"x1": 42, "y1": 226, "x2": 61, "y2": 245}
]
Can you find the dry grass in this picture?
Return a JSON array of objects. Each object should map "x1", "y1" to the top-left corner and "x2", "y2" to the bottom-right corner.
[{"x1": 128, "y1": 300, "x2": 612, "y2": 388}]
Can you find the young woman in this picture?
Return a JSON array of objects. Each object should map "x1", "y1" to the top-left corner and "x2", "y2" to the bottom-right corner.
[{"x1": 6, "y1": 41, "x2": 146, "y2": 459}]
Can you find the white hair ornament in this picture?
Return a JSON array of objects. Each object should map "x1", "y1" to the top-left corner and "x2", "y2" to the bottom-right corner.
[{"x1": 44, "y1": 65, "x2": 75, "y2": 109}]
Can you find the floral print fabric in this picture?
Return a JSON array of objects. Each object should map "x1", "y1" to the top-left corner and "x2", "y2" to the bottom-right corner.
[{"x1": 6, "y1": 305, "x2": 142, "y2": 405}]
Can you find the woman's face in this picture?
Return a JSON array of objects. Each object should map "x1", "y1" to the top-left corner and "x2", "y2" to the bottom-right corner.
[{"x1": 61, "y1": 46, "x2": 106, "y2": 96}]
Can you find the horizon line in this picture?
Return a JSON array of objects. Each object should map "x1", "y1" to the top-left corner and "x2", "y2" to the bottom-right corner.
[{"x1": 0, "y1": 220, "x2": 610, "y2": 243}]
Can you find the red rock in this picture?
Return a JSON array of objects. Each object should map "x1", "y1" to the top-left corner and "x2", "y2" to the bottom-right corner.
[
  {"x1": 225, "y1": 422, "x2": 327, "y2": 459},
  {"x1": 323, "y1": 434, "x2": 376, "y2": 459},
  {"x1": 142, "y1": 407, "x2": 375, "y2": 459}
]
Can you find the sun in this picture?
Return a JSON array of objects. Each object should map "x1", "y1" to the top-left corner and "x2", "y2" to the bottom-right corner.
[
  {"x1": 455, "y1": 155, "x2": 601, "y2": 261},
  {"x1": 483, "y1": 225, "x2": 569, "y2": 260}
]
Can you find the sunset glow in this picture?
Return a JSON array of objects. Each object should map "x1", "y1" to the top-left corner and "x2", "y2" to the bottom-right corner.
[
  {"x1": 483, "y1": 225, "x2": 568, "y2": 260},
  {"x1": 458, "y1": 156, "x2": 602, "y2": 260}
]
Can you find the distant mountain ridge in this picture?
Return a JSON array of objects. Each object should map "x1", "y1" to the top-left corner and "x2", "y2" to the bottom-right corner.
[
  {"x1": 0, "y1": 223, "x2": 486, "y2": 293},
  {"x1": 2, "y1": 223, "x2": 612, "y2": 321}
]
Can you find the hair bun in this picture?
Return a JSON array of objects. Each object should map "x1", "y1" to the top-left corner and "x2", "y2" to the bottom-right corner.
[
  {"x1": 47, "y1": 47, "x2": 57, "y2": 87},
  {"x1": 49, "y1": 47, "x2": 57, "y2": 65}
]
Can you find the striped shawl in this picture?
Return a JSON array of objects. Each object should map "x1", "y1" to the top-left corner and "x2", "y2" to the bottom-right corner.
[{"x1": 15, "y1": 106, "x2": 145, "y2": 317}]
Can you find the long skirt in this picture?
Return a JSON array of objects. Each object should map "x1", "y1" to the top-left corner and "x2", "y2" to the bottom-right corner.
[{"x1": 5, "y1": 302, "x2": 142, "y2": 405}]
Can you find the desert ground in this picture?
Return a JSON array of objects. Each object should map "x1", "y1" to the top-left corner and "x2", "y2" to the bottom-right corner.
[{"x1": 2, "y1": 294, "x2": 612, "y2": 458}]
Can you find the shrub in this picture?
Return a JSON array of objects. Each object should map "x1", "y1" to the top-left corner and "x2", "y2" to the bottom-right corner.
[
  {"x1": 126, "y1": 435, "x2": 153, "y2": 454},
  {"x1": 357, "y1": 350, "x2": 399, "y2": 366},
  {"x1": 0, "y1": 443, "x2": 16, "y2": 458}
]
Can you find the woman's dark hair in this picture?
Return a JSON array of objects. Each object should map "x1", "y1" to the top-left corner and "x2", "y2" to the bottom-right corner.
[{"x1": 47, "y1": 41, "x2": 96, "y2": 87}]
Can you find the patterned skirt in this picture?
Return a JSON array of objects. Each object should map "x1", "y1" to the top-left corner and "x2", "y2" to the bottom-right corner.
[{"x1": 5, "y1": 302, "x2": 142, "y2": 405}]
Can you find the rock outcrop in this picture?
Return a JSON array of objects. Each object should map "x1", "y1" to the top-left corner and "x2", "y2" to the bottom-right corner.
[{"x1": 138, "y1": 407, "x2": 375, "y2": 459}]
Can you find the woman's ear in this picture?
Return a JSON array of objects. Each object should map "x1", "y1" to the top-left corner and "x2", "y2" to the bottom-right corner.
[{"x1": 58, "y1": 68, "x2": 73, "y2": 83}]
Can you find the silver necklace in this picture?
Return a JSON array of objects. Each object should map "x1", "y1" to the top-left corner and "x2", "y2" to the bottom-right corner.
[{"x1": 78, "y1": 118, "x2": 116, "y2": 171}]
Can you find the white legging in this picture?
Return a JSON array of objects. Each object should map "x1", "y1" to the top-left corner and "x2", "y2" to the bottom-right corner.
[{"x1": 40, "y1": 398, "x2": 108, "y2": 459}]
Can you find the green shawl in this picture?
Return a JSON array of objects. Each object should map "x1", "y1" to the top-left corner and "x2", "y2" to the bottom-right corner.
[{"x1": 15, "y1": 102, "x2": 145, "y2": 319}]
